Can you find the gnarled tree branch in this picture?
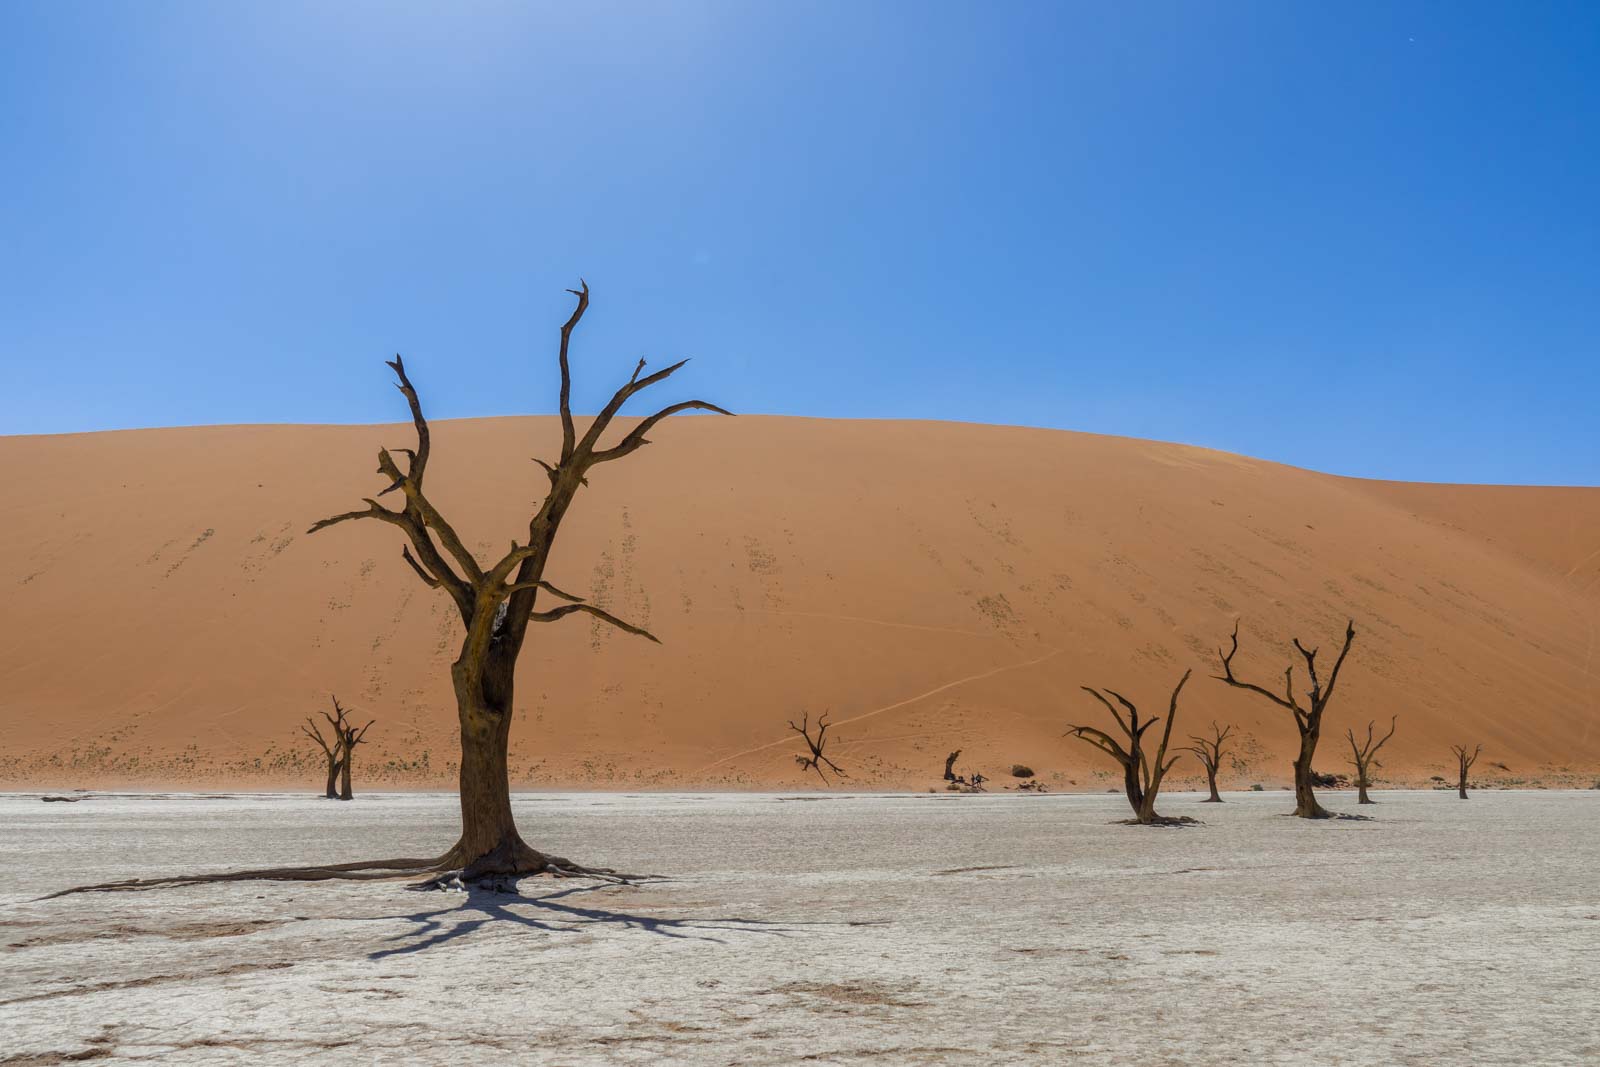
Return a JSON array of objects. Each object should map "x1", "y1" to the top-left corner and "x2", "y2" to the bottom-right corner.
[{"x1": 528, "y1": 602, "x2": 660, "y2": 643}]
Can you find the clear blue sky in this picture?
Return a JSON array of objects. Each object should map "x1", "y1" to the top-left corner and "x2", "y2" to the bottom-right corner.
[{"x1": 2, "y1": 2, "x2": 1596, "y2": 484}]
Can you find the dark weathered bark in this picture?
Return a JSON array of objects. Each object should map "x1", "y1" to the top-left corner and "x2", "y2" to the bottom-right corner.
[
  {"x1": 789, "y1": 712, "x2": 846, "y2": 784},
  {"x1": 1215, "y1": 619, "x2": 1356, "y2": 819},
  {"x1": 1066, "y1": 670, "x2": 1192, "y2": 824},
  {"x1": 1185, "y1": 721, "x2": 1235, "y2": 802},
  {"x1": 1346, "y1": 716, "x2": 1397, "y2": 804},
  {"x1": 1452, "y1": 743, "x2": 1482, "y2": 799}
]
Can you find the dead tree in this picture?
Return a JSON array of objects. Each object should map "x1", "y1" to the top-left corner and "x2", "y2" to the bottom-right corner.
[
  {"x1": 1215, "y1": 619, "x2": 1356, "y2": 819},
  {"x1": 303, "y1": 282, "x2": 727, "y2": 881},
  {"x1": 943, "y1": 750, "x2": 962, "y2": 783},
  {"x1": 1066, "y1": 669, "x2": 1192, "y2": 825},
  {"x1": 1345, "y1": 716, "x2": 1397, "y2": 804},
  {"x1": 1451, "y1": 743, "x2": 1482, "y2": 799},
  {"x1": 336, "y1": 711, "x2": 376, "y2": 801},
  {"x1": 789, "y1": 712, "x2": 846, "y2": 784},
  {"x1": 43, "y1": 284, "x2": 729, "y2": 899},
  {"x1": 299, "y1": 700, "x2": 345, "y2": 800},
  {"x1": 1185, "y1": 721, "x2": 1235, "y2": 802}
]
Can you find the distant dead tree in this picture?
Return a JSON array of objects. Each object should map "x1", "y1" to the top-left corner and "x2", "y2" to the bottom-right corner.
[
  {"x1": 45, "y1": 283, "x2": 729, "y2": 898},
  {"x1": 1345, "y1": 716, "x2": 1397, "y2": 805},
  {"x1": 790, "y1": 712, "x2": 845, "y2": 784},
  {"x1": 1215, "y1": 619, "x2": 1356, "y2": 819},
  {"x1": 1451, "y1": 743, "x2": 1482, "y2": 799},
  {"x1": 1066, "y1": 669, "x2": 1192, "y2": 825},
  {"x1": 1185, "y1": 721, "x2": 1235, "y2": 802},
  {"x1": 299, "y1": 699, "x2": 346, "y2": 800},
  {"x1": 335, "y1": 706, "x2": 376, "y2": 801},
  {"x1": 296, "y1": 696, "x2": 373, "y2": 801},
  {"x1": 943, "y1": 750, "x2": 962, "y2": 783}
]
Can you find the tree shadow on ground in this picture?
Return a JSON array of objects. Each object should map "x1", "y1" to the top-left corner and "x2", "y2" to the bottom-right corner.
[{"x1": 370, "y1": 883, "x2": 839, "y2": 959}]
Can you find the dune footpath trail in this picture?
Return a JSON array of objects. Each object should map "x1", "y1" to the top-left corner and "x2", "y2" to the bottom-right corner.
[
  {"x1": 2, "y1": 415, "x2": 1598, "y2": 790},
  {"x1": 691, "y1": 645, "x2": 1068, "y2": 776}
]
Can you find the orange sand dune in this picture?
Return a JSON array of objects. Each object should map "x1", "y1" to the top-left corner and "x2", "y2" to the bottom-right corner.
[{"x1": 2, "y1": 416, "x2": 1596, "y2": 792}]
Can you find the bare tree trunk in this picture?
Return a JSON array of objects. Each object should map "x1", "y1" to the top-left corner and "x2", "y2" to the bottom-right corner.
[
  {"x1": 430, "y1": 649, "x2": 555, "y2": 876},
  {"x1": 1452, "y1": 743, "x2": 1482, "y2": 800},
  {"x1": 1292, "y1": 730, "x2": 1329, "y2": 818},
  {"x1": 1122, "y1": 761, "x2": 1145, "y2": 817},
  {"x1": 446, "y1": 697, "x2": 543, "y2": 873}
]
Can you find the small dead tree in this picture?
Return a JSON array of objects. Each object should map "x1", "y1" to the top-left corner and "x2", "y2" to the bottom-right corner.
[
  {"x1": 335, "y1": 710, "x2": 376, "y2": 801},
  {"x1": 789, "y1": 712, "x2": 846, "y2": 784},
  {"x1": 299, "y1": 699, "x2": 346, "y2": 800},
  {"x1": 1185, "y1": 721, "x2": 1235, "y2": 803},
  {"x1": 1345, "y1": 716, "x2": 1397, "y2": 804},
  {"x1": 1066, "y1": 669, "x2": 1192, "y2": 825},
  {"x1": 1451, "y1": 743, "x2": 1482, "y2": 799},
  {"x1": 1215, "y1": 619, "x2": 1356, "y2": 819},
  {"x1": 943, "y1": 750, "x2": 962, "y2": 783}
]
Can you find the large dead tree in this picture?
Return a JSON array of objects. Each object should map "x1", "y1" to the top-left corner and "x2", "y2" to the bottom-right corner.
[
  {"x1": 305, "y1": 282, "x2": 727, "y2": 880},
  {"x1": 45, "y1": 284, "x2": 729, "y2": 898},
  {"x1": 1345, "y1": 716, "x2": 1396, "y2": 805},
  {"x1": 790, "y1": 712, "x2": 846, "y2": 785},
  {"x1": 1451, "y1": 743, "x2": 1482, "y2": 799},
  {"x1": 1185, "y1": 721, "x2": 1235, "y2": 803},
  {"x1": 1216, "y1": 619, "x2": 1355, "y2": 819},
  {"x1": 1066, "y1": 669, "x2": 1192, "y2": 825}
]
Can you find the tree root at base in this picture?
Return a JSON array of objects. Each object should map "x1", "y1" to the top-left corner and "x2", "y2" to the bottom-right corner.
[{"x1": 32, "y1": 849, "x2": 659, "y2": 902}]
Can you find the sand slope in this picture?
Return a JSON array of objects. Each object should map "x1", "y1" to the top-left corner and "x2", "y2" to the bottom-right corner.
[{"x1": 2, "y1": 416, "x2": 1596, "y2": 790}]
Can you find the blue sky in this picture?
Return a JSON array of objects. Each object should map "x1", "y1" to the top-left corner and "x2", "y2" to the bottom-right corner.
[{"x1": 1, "y1": 2, "x2": 1595, "y2": 484}]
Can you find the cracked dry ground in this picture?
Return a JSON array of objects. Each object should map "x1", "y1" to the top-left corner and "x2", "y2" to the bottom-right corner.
[{"x1": 2, "y1": 790, "x2": 1597, "y2": 1065}]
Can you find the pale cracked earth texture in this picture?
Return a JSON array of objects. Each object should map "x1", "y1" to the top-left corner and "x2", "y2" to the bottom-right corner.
[{"x1": 1, "y1": 790, "x2": 1597, "y2": 1065}]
